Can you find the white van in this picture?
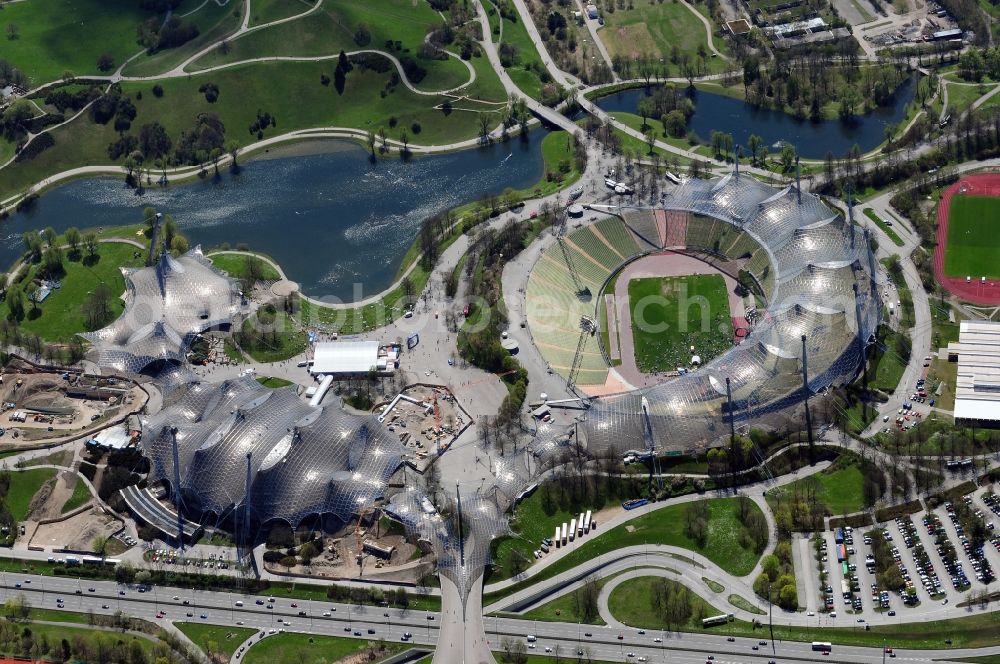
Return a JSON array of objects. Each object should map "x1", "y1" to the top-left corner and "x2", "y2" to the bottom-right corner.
[
  {"x1": 234, "y1": 601, "x2": 244, "y2": 607},
  {"x1": 526, "y1": 635, "x2": 536, "y2": 642}
]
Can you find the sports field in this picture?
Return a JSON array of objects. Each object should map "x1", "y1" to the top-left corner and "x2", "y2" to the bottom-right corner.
[
  {"x1": 944, "y1": 195, "x2": 1000, "y2": 279},
  {"x1": 628, "y1": 274, "x2": 732, "y2": 373}
]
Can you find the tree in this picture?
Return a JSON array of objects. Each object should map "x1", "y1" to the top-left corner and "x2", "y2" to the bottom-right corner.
[
  {"x1": 354, "y1": 23, "x2": 371, "y2": 46},
  {"x1": 637, "y1": 97, "x2": 653, "y2": 131},
  {"x1": 761, "y1": 553, "x2": 780, "y2": 581},
  {"x1": 138, "y1": 122, "x2": 172, "y2": 160},
  {"x1": 64, "y1": 227, "x2": 81, "y2": 256},
  {"x1": 366, "y1": 130, "x2": 376, "y2": 158},
  {"x1": 42, "y1": 226, "x2": 57, "y2": 247},
  {"x1": 499, "y1": 638, "x2": 528, "y2": 664},
  {"x1": 5, "y1": 23, "x2": 18, "y2": 40},
  {"x1": 82, "y1": 283, "x2": 114, "y2": 330},
  {"x1": 96, "y1": 53, "x2": 115, "y2": 72},
  {"x1": 747, "y1": 134, "x2": 764, "y2": 165},
  {"x1": 92, "y1": 536, "x2": 109, "y2": 559},
  {"x1": 478, "y1": 113, "x2": 491, "y2": 142},
  {"x1": 777, "y1": 142, "x2": 796, "y2": 172},
  {"x1": 299, "y1": 541, "x2": 318, "y2": 565},
  {"x1": 777, "y1": 582, "x2": 797, "y2": 609},
  {"x1": 22, "y1": 231, "x2": 42, "y2": 262},
  {"x1": 399, "y1": 129, "x2": 409, "y2": 155},
  {"x1": 83, "y1": 232, "x2": 98, "y2": 259},
  {"x1": 6, "y1": 286, "x2": 24, "y2": 321},
  {"x1": 170, "y1": 235, "x2": 189, "y2": 256}
]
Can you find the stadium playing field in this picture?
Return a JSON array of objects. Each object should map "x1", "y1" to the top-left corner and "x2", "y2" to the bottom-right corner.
[
  {"x1": 628, "y1": 274, "x2": 732, "y2": 373},
  {"x1": 944, "y1": 195, "x2": 1000, "y2": 279}
]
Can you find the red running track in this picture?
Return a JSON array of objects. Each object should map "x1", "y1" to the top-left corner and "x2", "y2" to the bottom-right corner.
[{"x1": 934, "y1": 173, "x2": 1000, "y2": 305}]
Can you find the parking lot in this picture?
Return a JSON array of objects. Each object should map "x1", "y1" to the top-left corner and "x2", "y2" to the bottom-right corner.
[{"x1": 811, "y1": 491, "x2": 1000, "y2": 623}]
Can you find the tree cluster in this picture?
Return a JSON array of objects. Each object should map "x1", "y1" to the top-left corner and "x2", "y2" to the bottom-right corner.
[{"x1": 137, "y1": 15, "x2": 200, "y2": 54}]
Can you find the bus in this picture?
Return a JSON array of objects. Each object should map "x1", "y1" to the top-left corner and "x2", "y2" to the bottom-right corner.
[
  {"x1": 701, "y1": 613, "x2": 734, "y2": 627},
  {"x1": 812, "y1": 642, "x2": 832, "y2": 652}
]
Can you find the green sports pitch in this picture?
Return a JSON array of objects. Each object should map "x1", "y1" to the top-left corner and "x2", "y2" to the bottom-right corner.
[
  {"x1": 627, "y1": 274, "x2": 732, "y2": 373},
  {"x1": 944, "y1": 195, "x2": 1000, "y2": 279}
]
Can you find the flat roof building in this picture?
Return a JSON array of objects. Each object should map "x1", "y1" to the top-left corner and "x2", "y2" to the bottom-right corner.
[
  {"x1": 311, "y1": 340, "x2": 381, "y2": 375},
  {"x1": 946, "y1": 320, "x2": 1000, "y2": 424}
]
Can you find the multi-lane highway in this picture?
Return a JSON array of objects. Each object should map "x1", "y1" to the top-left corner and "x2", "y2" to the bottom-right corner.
[{"x1": 0, "y1": 570, "x2": 990, "y2": 664}]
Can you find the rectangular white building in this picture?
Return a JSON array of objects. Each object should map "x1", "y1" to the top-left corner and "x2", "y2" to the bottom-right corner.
[
  {"x1": 310, "y1": 340, "x2": 380, "y2": 376},
  {"x1": 946, "y1": 320, "x2": 1000, "y2": 424}
]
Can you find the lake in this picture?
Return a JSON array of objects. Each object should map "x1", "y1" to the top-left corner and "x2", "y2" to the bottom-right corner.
[
  {"x1": 594, "y1": 77, "x2": 918, "y2": 159},
  {"x1": 2, "y1": 135, "x2": 546, "y2": 301}
]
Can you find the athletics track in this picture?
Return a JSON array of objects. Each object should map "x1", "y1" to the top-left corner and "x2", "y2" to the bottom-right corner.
[{"x1": 934, "y1": 173, "x2": 1000, "y2": 305}]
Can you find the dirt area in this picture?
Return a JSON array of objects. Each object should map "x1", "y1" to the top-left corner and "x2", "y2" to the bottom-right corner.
[
  {"x1": 263, "y1": 520, "x2": 431, "y2": 583},
  {"x1": 0, "y1": 371, "x2": 144, "y2": 444},
  {"x1": 377, "y1": 385, "x2": 467, "y2": 464},
  {"x1": 25, "y1": 470, "x2": 74, "y2": 522},
  {"x1": 30, "y1": 506, "x2": 123, "y2": 551}
]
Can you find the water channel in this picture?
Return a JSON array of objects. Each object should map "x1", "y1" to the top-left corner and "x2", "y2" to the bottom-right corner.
[
  {"x1": 2, "y1": 135, "x2": 546, "y2": 301},
  {"x1": 594, "y1": 77, "x2": 918, "y2": 159}
]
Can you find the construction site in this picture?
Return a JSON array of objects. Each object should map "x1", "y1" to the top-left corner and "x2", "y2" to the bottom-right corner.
[
  {"x1": 377, "y1": 385, "x2": 469, "y2": 470},
  {"x1": 0, "y1": 368, "x2": 145, "y2": 444}
]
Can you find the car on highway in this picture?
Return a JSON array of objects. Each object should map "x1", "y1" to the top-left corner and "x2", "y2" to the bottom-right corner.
[
  {"x1": 88, "y1": 588, "x2": 96, "y2": 593},
  {"x1": 322, "y1": 611, "x2": 331, "y2": 617},
  {"x1": 353, "y1": 631, "x2": 361, "y2": 636},
  {"x1": 101, "y1": 604, "x2": 109, "y2": 609},
  {"x1": 290, "y1": 603, "x2": 298, "y2": 608},
  {"x1": 200, "y1": 614, "x2": 208, "y2": 619},
  {"x1": 726, "y1": 637, "x2": 735, "y2": 642}
]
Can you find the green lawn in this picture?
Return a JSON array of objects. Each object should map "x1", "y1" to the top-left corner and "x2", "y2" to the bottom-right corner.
[
  {"x1": 485, "y1": 497, "x2": 765, "y2": 607},
  {"x1": 518, "y1": 573, "x2": 625, "y2": 624},
  {"x1": 0, "y1": 0, "x2": 159, "y2": 85},
  {"x1": 628, "y1": 274, "x2": 732, "y2": 373},
  {"x1": 498, "y1": 12, "x2": 546, "y2": 100},
  {"x1": 249, "y1": 0, "x2": 316, "y2": 26},
  {"x1": 862, "y1": 208, "x2": 904, "y2": 246},
  {"x1": 210, "y1": 253, "x2": 281, "y2": 281},
  {"x1": 0, "y1": 242, "x2": 144, "y2": 343},
  {"x1": 256, "y1": 376, "x2": 294, "y2": 389},
  {"x1": 491, "y1": 480, "x2": 632, "y2": 582},
  {"x1": 945, "y1": 82, "x2": 994, "y2": 117},
  {"x1": 189, "y1": 0, "x2": 469, "y2": 92},
  {"x1": 60, "y1": 475, "x2": 93, "y2": 514},
  {"x1": 774, "y1": 459, "x2": 868, "y2": 515},
  {"x1": 8, "y1": 468, "x2": 58, "y2": 521},
  {"x1": 600, "y1": 1, "x2": 729, "y2": 75},
  {"x1": 871, "y1": 326, "x2": 908, "y2": 394},
  {"x1": 175, "y1": 623, "x2": 256, "y2": 659},
  {"x1": 241, "y1": 633, "x2": 404, "y2": 664},
  {"x1": 239, "y1": 309, "x2": 308, "y2": 363},
  {"x1": 607, "y1": 576, "x2": 720, "y2": 630},
  {"x1": 944, "y1": 194, "x2": 1000, "y2": 279},
  {"x1": 0, "y1": 58, "x2": 504, "y2": 201},
  {"x1": 121, "y1": 0, "x2": 243, "y2": 77}
]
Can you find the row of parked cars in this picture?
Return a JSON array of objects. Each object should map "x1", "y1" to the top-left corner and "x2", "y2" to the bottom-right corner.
[
  {"x1": 896, "y1": 517, "x2": 941, "y2": 602},
  {"x1": 924, "y1": 511, "x2": 970, "y2": 590},
  {"x1": 945, "y1": 498, "x2": 995, "y2": 584}
]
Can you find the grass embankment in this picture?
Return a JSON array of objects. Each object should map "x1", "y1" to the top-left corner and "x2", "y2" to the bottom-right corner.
[
  {"x1": 249, "y1": 0, "x2": 316, "y2": 26},
  {"x1": 770, "y1": 456, "x2": 869, "y2": 516},
  {"x1": 237, "y1": 308, "x2": 308, "y2": 363},
  {"x1": 0, "y1": 242, "x2": 144, "y2": 343},
  {"x1": 241, "y1": 632, "x2": 404, "y2": 664},
  {"x1": 190, "y1": 0, "x2": 470, "y2": 92},
  {"x1": 497, "y1": 11, "x2": 546, "y2": 100},
  {"x1": 8, "y1": 468, "x2": 58, "y2": 521},
  {"x1": 0, "y1": 57, "x2": 505, "y2": 201},
  {"x1": 0, "y1": 0, "x2": 159, "y2": 85},
  {"x1": 600, "y1": 2, "x2": 729, "y2": 75},
  {"x1": 863, "y1": 208, "x2": 904, "y2": 246},
  {"x1": 628, "y1": 274, "x2": 732, "y2": 373},
  {"x1": 256, "y1": 376, "x2": 295, "y2": 389},
  {"x1": 484, "y1": 497, "x2": 765, "y2": 605},
  {"x1": 175, "y1": 623, "x2": 256, "y2": 660},
  {"x1": 871, "y1": 325, "x2": 909, "y2": 394},
  {"x1": 210, "y1": 253, "x2": 281, "y2": 281},
  {"x1": 60, "y1": 475, "x2": 93, "y2": 514},
  {"x1": 607, "y1": 576, "x2": 720, "y2": 630},
  {"x1": 121, "y1": 0, "x2": 243, "y2": 77}
]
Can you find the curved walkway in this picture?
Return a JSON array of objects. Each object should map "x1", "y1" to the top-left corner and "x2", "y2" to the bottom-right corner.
[{"x1": 679, "y1": 0, "x2": 729, "y2": 61}]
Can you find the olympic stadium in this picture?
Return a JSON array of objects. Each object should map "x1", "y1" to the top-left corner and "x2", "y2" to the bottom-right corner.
[{"x1": 525, "y1": 173, "x2": 883, "y2": 456}]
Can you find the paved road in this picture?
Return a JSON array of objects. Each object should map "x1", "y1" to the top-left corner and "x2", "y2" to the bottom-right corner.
[{"x1": 0, "y1": 570, "x2": 986, "y2": 664}]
